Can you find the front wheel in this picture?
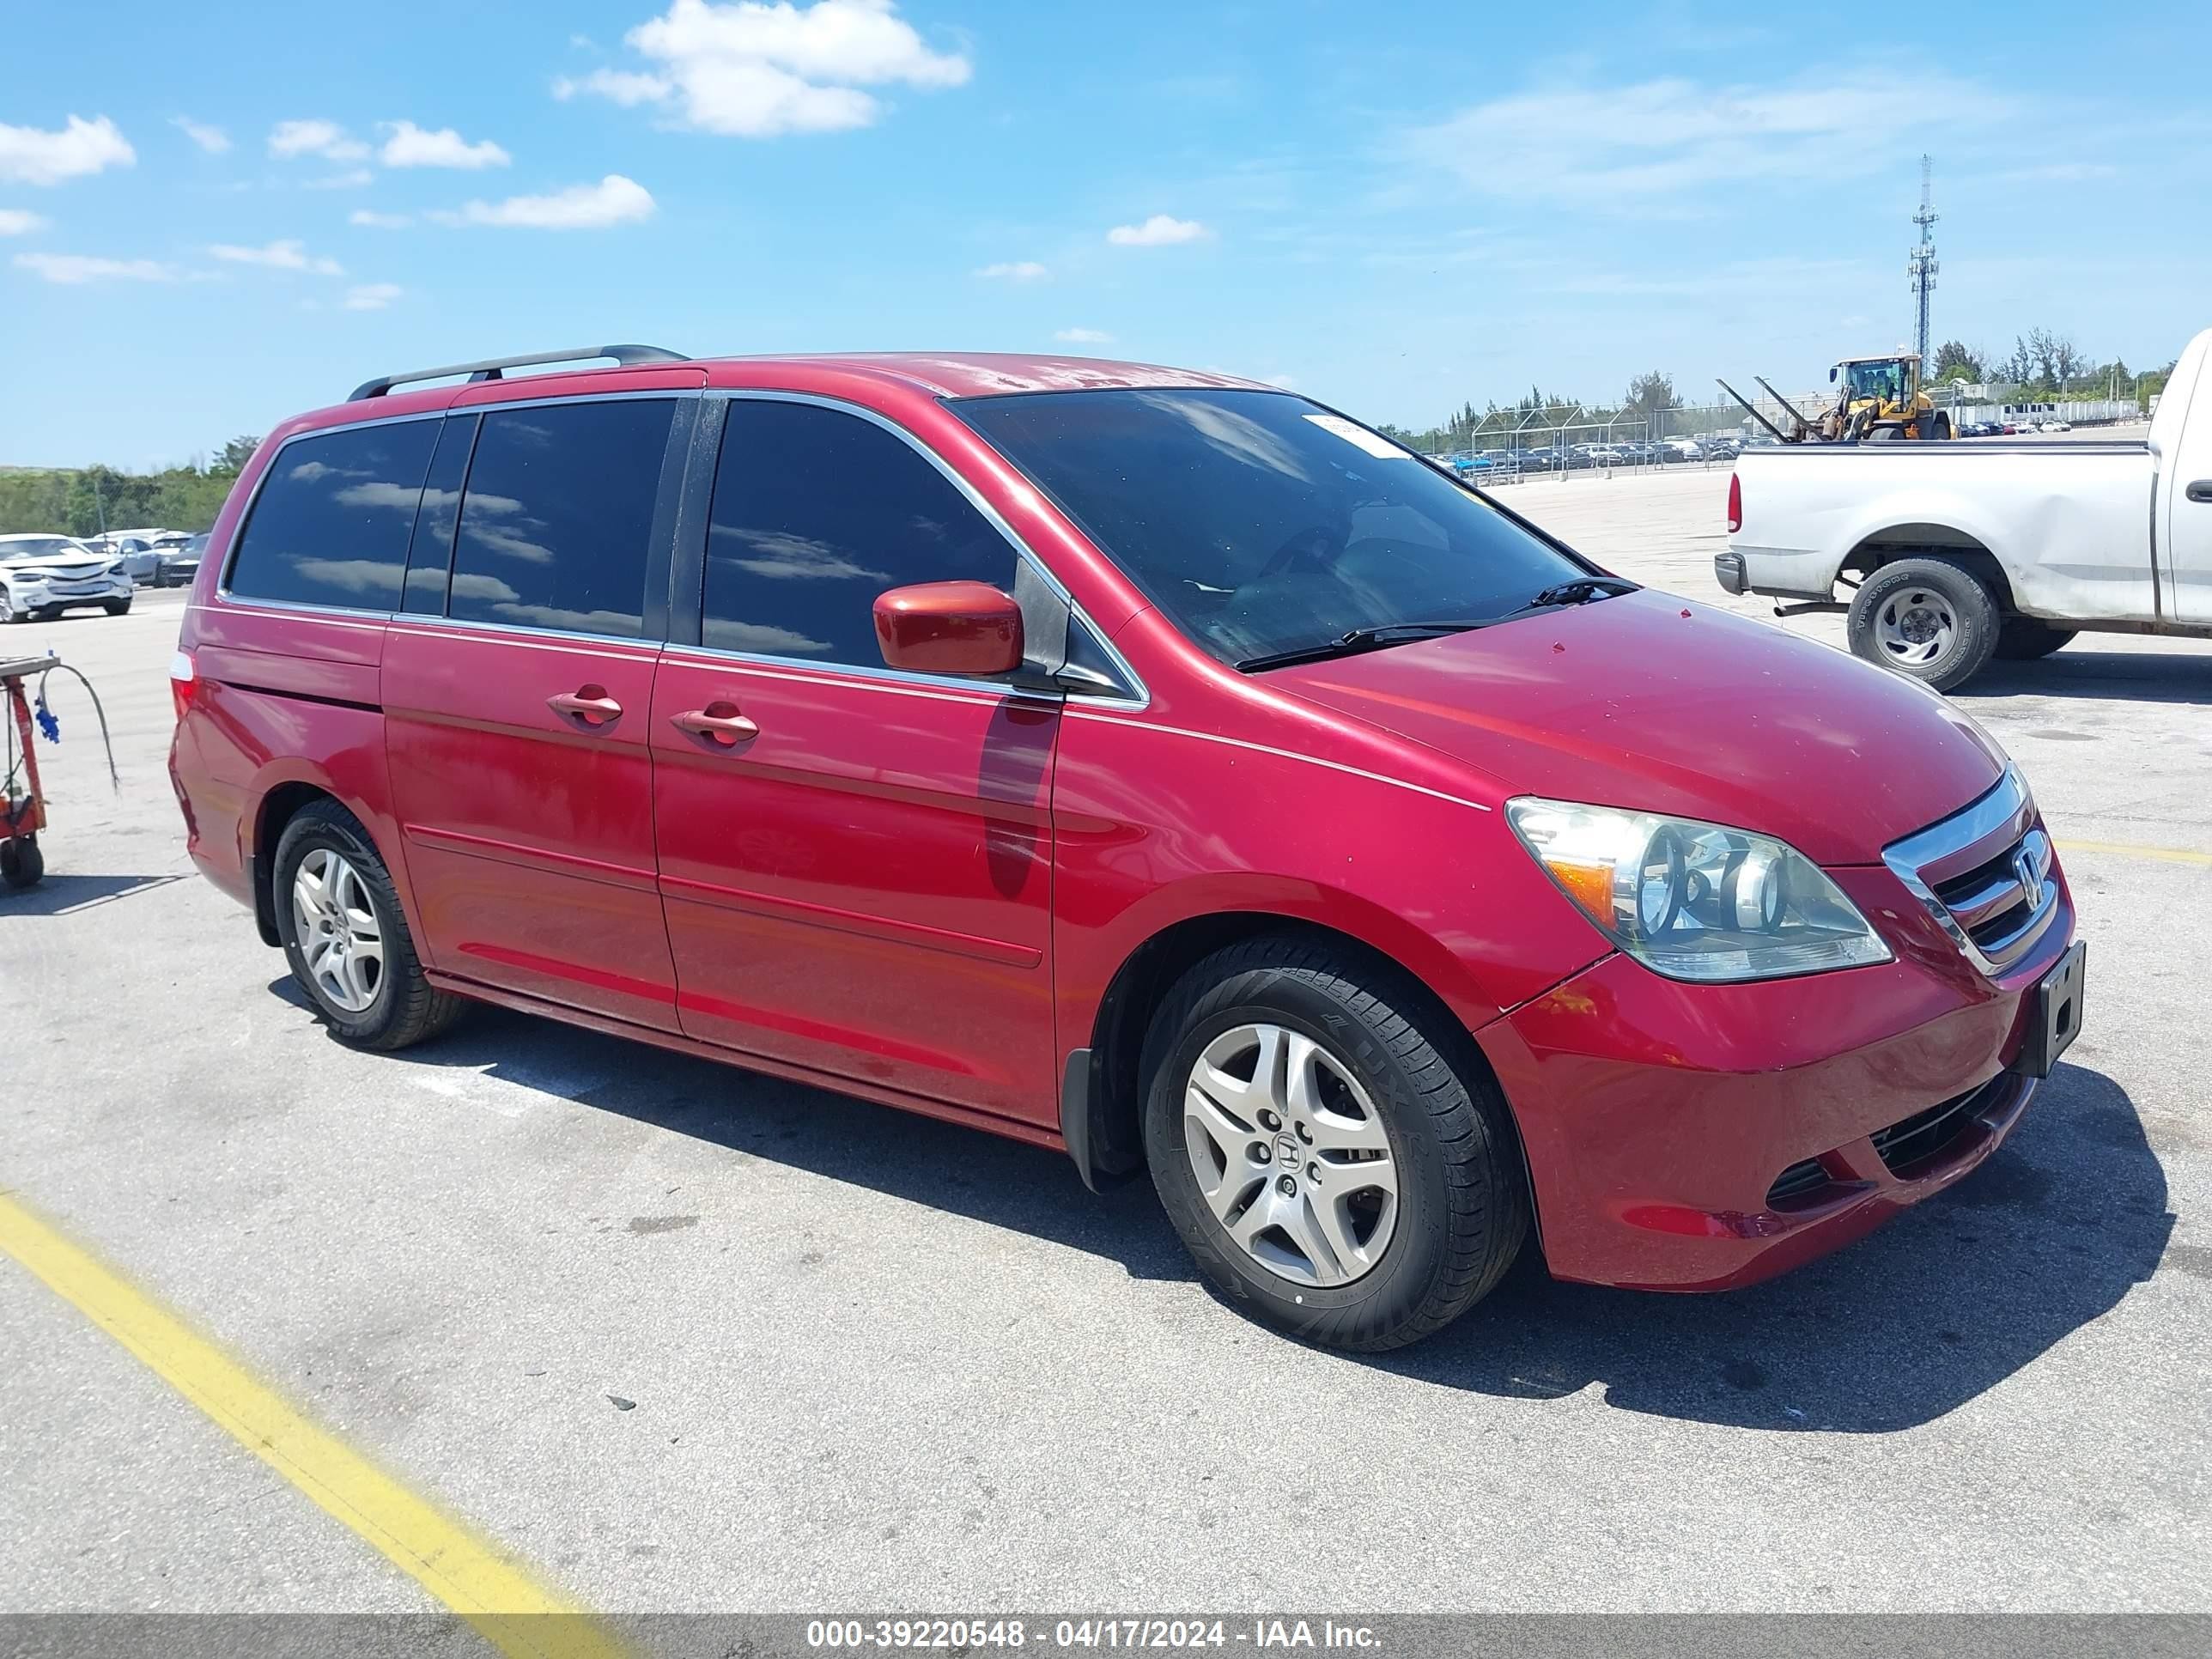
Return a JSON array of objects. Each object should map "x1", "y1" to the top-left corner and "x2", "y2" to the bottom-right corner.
[
  {"x1": 1141, "y1": 936, "x2": 1528, "y2": 1352},
  {"x1": 103, "y1": 600, "x2": 131, "y2": 617},
  {"x1": 1846, "y1": 556, "x2": 2001, "y2": 692}
]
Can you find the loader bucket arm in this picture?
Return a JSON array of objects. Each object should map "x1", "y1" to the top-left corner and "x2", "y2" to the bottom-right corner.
[{"x1": 1714, "y1": 379, "x2": 1797, "y2": 444}]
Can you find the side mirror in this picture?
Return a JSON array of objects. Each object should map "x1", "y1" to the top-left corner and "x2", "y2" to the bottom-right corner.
[
  {"x1": 873, "y1": 580, "x2": 1024, "y2": 678},
  {"x1": 1828, "y1": 367, "x2": 1838, "y2": 383}
]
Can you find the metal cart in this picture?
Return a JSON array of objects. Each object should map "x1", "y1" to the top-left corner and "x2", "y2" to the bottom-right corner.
[{"x1": 3, "y1": 652, "x2": 61, "y2": 890}]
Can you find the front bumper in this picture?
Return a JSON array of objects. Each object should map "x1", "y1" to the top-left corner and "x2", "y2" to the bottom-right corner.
[
  {"x1": 1478, "y1": 862, "x2": 2075, "y2": 1291},
  {"x1": 5, "y1": 577, "x2": 131, "y2": 611}
]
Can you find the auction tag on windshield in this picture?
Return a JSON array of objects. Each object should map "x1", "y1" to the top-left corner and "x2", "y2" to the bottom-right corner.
[{"x1": 1303, "y1": 414, "x2": 1407, "y2": 458}]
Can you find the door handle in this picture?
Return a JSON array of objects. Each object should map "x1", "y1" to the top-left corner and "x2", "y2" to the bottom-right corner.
[
  {"x1": 2186, "y1": 479, "x2": 2212, "y2": 504},
  {"x1": 547, "y1": 685, "x2": 623, "y2": 727},
  {"x1": 671, "y1": 702, "x2": 759, "y2": 747}
]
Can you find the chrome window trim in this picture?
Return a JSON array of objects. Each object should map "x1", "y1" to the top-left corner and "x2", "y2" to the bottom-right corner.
[
  {"x1": 386, "y1": 613, "x2": 664, "y2": 657},
  {"x1": 1881, "y1": 765, "x2": 2060, "y2": 977},
  {"x1": 702, "y1": 387, "x2": 1150, "y2": 709}
]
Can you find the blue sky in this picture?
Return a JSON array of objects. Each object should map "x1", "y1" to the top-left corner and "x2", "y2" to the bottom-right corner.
[{"x1": 4, "y1": 0, "x2": 2207, "y2": 468}]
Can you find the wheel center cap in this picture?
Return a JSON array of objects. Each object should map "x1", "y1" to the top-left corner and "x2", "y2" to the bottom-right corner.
[{"x1": 1273, "y1": 1132, "x2": 1300, "y2": 1169}]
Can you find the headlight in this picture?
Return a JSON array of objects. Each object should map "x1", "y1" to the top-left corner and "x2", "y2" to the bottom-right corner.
[{"x1": 1505, "y1": 798, "x2": 1892, "y2": 982}]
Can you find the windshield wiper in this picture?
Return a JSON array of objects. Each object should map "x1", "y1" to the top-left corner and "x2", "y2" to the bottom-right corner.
[
  {"x1": 1236, "y1": 621, "x2": 1492, "y2": 673},
  {"x1": 1526, "y1": 575, "x2": 1638, "y2": 608}
]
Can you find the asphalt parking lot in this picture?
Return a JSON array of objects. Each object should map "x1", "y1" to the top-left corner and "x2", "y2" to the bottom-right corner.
[{"x1": 4, "y1": 465, "x2": 2209, "y2": 1627}]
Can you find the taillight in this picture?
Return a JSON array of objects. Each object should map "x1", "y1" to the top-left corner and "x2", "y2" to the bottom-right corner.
[
  {"x1": 169, "y1": 648, "x2": 198, "y2": 723},
  {"x1": 1725, "y1": 471, "x2": 1742, "y2": 535}
]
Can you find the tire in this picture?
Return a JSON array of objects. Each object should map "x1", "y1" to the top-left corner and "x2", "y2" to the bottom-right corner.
[
  {"x1": 1, "y1": 835, "x2": 43, "y2": 890},
  {"x1": 272, "y1": 799, "x2": 463, "y2": 1050},
  {"x1": 1140, "y1": 935, "x2": 1528, "y2": 1352},
  {"x1": 0, "y1": 592, "x2": 18, "y2": 624},
  {"x1": 1846, "y1": 556, "x2": 2002, "y2": 693},
  {"x1": 1996, "y1": 617, "x2": 2077, "y2": 661},
  {"x1": 103, "y1": 600, "x2": 131, "y2": 617}
]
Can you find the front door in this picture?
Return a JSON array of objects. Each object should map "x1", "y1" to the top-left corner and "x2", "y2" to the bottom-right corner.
[
  {"x1": 650, "y1": 396, "x2": 1060, "y2": 1125},
  {"x1": 2163, "y1": 371, "x2": 2212, "y2": 623},
  {"x1": 383, "y1": 393, "x2": 689, "y2": 1030}
]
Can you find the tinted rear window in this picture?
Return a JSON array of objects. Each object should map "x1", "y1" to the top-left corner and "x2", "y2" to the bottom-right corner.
[
  {"x1": 226, "y1": 420, "x2": 439, "y2": 609},
  {"x1": 447, "y1": 399, "x2": 674, "y2": 638}
]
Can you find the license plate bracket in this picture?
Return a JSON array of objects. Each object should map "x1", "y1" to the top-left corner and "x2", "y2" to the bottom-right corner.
[{"x1": 2011, "y1": 939, "x2": 2086, "y2": 1079}]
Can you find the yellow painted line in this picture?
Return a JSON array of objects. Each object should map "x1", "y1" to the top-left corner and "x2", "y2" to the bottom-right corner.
[
  {"x1": 0, "y1": 1192, "x2": 626, "y2": 1659},
  {"x1": 2056, "y1": 838, "x2": 2212, "y2": 868}
]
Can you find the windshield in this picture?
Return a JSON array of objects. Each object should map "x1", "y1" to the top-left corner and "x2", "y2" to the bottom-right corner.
[
  {"x1": 1844, "y1": 362, "x2": 1903, "y2": 403},
  {"x1": 0, "y1": 537, "x2": 82, "y2": 563},
  {"x1": 951, "y1": 388, "x2": 1583, "y2": 668}
]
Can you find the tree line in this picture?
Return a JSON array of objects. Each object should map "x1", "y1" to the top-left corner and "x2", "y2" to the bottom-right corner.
[
  {"x1": 1387, "y1": 329, "x2": 2180, "y2": 455},
  {"x1": 0, "y1": 435, "x2": 261, "y2": 538},
  {"x1": 1929, "y1": 333, "x2": 2172, "y2": 402},
  {"x1": 1378, "y1": 371, "x2": 1686, "y2": 455}
]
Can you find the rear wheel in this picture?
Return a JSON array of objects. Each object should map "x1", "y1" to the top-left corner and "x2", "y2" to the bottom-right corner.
[
  {"x1": 1846, "y1": 556, "x2": 2001, "y2": 692},
  {"x1": 1141, "y1": 935, "x2": 1528, "y2": 1352},
  {"x1": 273, "y1": 800, "x2": 463, "y2": 1049},
  {"x1": 1996, "y1": 617, "x2": 2077, "y2": 661}
]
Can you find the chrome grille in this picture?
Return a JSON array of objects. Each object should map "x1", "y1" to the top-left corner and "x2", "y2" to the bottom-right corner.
[{"x1": 1882, "y1": 767, "x2": 2059, "y2": 977}]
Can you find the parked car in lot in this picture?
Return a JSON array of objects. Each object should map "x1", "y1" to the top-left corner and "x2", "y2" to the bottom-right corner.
[
  {"x1": 170, "y1": 343, "x2": 2084, "y2": 1351},
  {"x1": 157, "y1": 531, "x2": 209, "y2": 588},
  {"x1": 1719, "y1": 325, "x2": 2212, "y2": 690},
  {"x1": 0, "y1": 533, "x2": 134, "y2": 621}
]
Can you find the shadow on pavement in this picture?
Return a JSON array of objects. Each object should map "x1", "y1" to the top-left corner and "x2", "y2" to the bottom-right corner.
[
  {"x1": 2, "y1": 872, "x2": 185, "y2": 916},
  {"x1": 284, "y1": 982, "x2": 2172, "y2": 1434},
  {"x1": 1959, "y1": 647, "x2": 2212, "y2": 706}
]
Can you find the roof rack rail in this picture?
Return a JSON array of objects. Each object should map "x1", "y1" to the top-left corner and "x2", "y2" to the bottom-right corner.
[{"x1": 348, "y1": 343, "x2": 690, "y2": 402}]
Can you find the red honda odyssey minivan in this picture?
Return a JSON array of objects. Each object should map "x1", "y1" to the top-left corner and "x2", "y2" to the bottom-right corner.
[{"x1": 170, "y1": 345, "x2": 2086, "y2": 1350}]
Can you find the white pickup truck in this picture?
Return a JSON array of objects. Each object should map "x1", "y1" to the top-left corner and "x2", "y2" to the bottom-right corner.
[{"x1": 1717, "y1": 325, "x2": 2212, "y2": 690}]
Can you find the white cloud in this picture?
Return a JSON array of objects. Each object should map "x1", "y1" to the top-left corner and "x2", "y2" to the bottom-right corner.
[
  {"x1": 343, "y1": 282, "x2": 404, "y2": 310},
  {"x1": 172, "y1": 117, "x2": 231, "y2": 155},
  {"x1": 268, "y1": 119, "x2": 370, "y2": 161},
  {"x1": 379, "y1": 120, "x2": 511, "y2": 169},
  {"x1": 432, "y1": 174, "x2": 656, "y2": 230},
  {"x1": 976, "y1": 260, "x2": 1047, "y2": 280},
  {"x1": 349, "y1": 208, "x2": 412, "y2": 228},
  {"x1": 1404, "y1": 73, "x2": 2020, "y2": 202},
  {"x1": 554, "y1": 69, "x2": 672, "y2": 106},
  {"x1": 302, "y1": 168, "x2": 375, "y2": 191},
  {"x1": 0, "y1": 115, "x2": 136, "y2": 186},
  {"x1": 566, "y1": 0, "x2": 971, "y2": 137},
  {"x1": 13, "y1": 252, "x2": 176, "y2": 284},
  {"x1": 1107, "y1": 213, "x2": 1207, "y2": 246},
  {"x1": 1054, "y1": 327, "x2": 1113, "y2": 343},
  {"x1": 209, "y1": 238, "x2": 344, "y2": 275},
  {"x1": 0, "y1": 209, "x2": 47, "y2": 235}
]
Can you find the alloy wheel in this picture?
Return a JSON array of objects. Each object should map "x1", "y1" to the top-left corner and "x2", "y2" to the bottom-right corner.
[
  {"x1": 291, "y1": 848, "x2": 385, "y2": 1013},
  {"x1": 1182, "y1": 1023, "x2": 1400, "y2": 1287}
]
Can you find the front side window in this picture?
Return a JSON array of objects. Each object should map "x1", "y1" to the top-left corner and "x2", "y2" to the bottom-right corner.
[
  {"x1": 448, "y1": 399, "x2": 674, "y2": 638},
  {"x1": 701, "y1": 399, "x2": 1019, "y2": 665},
  {"x1": 225, "y1": 420, "x2": 439, "y2": 608},
  {"x1": 951, "y1": 389, "x2": 1583, "y2": 669}
]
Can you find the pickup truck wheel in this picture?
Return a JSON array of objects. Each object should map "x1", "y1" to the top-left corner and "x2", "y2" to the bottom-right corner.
[
  {"x1": 1847, "y1": 556, "x2": 2000, "y2": 692},
  {"x1": 1140, "y1": 936, "x2": 1528, "y2": 1352},
  {"x1": 1996, "y1": 618, "x2": 2078, "y2": 661}
]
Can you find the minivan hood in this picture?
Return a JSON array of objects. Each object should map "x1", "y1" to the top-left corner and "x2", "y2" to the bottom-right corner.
[{"x1": 1271, "y1": 590, "x2": 2005, "y2": 866}]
